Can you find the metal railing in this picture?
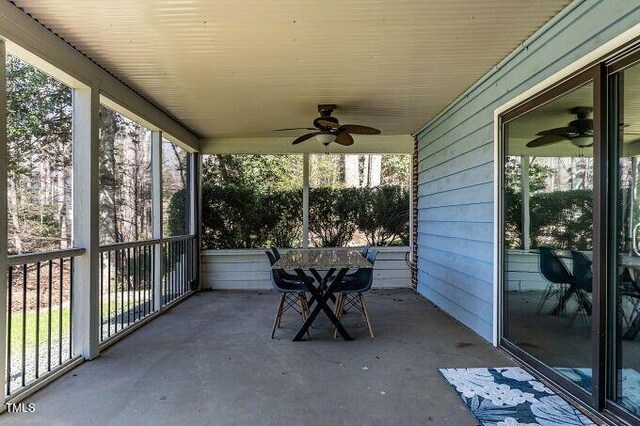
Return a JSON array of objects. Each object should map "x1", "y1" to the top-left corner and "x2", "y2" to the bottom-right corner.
[
  {"x1": 162, "y1": 235, "x2": 196, "y2": 306},
  {"x1": 99, "y1": 241, "x2": 156, "y2": 342},
  {"x1": 6, "y1": 248, "x2": 84, "y2": 396}
]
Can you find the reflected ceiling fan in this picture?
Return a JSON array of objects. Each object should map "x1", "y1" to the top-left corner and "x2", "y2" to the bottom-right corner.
[
  {"x1": 274, "y1": 104, "x2": 381, "y2": 146},
  {"x1": 526, "y1": 106, "x2": 594, "y2": 148}
]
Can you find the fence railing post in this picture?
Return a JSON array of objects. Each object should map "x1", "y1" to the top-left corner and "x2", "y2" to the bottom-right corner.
[
  {"x1": 0, "y1": 40, "x2": 9, "y2": 407},
  {"x1": 151, "y1": 131, "x2": 163, "y2": 310},
  {"x1": 72, "y1": 84, "x2": 100, "y2": 360}
]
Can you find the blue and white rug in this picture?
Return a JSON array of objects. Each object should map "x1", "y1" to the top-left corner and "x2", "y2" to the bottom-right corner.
[{"x1": 439, "y1": 367, "x2": 594, "y2": 426}]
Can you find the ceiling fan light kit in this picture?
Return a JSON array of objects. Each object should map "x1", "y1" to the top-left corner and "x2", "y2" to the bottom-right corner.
[
  {"x1": 274, "y1": 104, "x2": 381, "y2": 147},
  {"x1": 525, "y1": 106, "x2": 594, "y2": 149}
]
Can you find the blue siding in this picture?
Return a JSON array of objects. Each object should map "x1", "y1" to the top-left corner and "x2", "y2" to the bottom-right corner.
[{"x1": 414, "y1": 0, "x2": 640, "y2": 341}]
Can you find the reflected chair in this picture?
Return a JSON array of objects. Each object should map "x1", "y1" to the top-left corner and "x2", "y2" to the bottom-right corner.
[
  {"x1": 361, "y1": 243, "x2": 371, "y2": 258},
  {"x1": 332, "y1": 249, "x2": 378, "y2": 338},
  {"x1": 536, "y1": 247, "x2": 575, "y2": 317},
  {"x1": 621, "y1": 267, "x2": 640, "y2": 340},
  {"x1": 568, "y1": 251, "x2": 593, "y2": 326},
  {"x1": 265, "y1": 251, "x2": 312, "y2": 338}
]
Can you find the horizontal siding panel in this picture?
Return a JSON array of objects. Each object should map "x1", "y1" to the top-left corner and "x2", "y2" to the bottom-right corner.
[
  {"x1": 419, "y1": 202, "x2": 493, "y2": 223},
  {"x1": 419, "y1": 259, "x2": 493, "y2": 303},
  {"x1": 418, "y1": 182, "x2": 493, "y2": 208},
  {"x1": 418, "y1": 162, "x2": 493, "y2": 195},
  {"x1": 419, "y1": 124, "x2": 493, "y2": 168},
  {"x1": 418, "y1": 236, "x2": 493, "y2": 264},
  {"x1": 419, "y1": 144, "x2": 493, "y2": 182},
  {"x1": 420, "y1": 247, "x2": 493, "y2": 280},
  {"x1": 420, "y1": 220, "x2": 493, "y2": 243},
  {"x1": 418, "y1": 272, "x2": 492, "y2": 318}
]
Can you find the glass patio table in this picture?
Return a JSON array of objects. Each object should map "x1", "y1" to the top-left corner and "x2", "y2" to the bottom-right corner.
[{"x1": 272, "y1": 248, "x2": 373, "y2": 341}]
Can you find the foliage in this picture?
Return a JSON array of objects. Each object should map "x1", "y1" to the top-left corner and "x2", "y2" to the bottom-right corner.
[
  {"x1": 167, "y1": 187, "x2": 189, "y2": 237},
  {"x1": 201, "y1": 184, "x2": 302, "y2": 249},
  {"x1": 355, "y1": 186, "x2": 410, "y2": 246},
  {"x1": 203, "y1": 154, "x2": 302, "y2": 191},
  {"x1": 308, "y1": 187, "x2": 359, "y2": 247},
  {"x1": 530, "y1": 190, "x2": 593, "y2": 250},
  {"x1": 196, "y1": 182, "x2": 409, "y2": 249},
  {"x1": 505, "y1": 189, "x2": 593, "y2": 250},
  {"x1": 7, "y1": 55, "x2": 73, "y2": 254}
]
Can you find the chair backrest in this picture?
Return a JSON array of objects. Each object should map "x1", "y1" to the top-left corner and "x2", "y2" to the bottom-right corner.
[
  {"x1": 265, "y1": 250, "x2": 286, "y2": 290},
  {"x1": 361, "y1": 243, "x2": 371, "y2": 258},
  {"x1": 537, "y1": 247, "x2": 573, "y2": 285},
  {"x1": 366, "y1": 249, "x2": 378, "y2": 265},
  {"x1": 271, "y1": 246, "x2": 281, "y2": 260},
  {"x1": 571, "y1": 251, "x2": 593, "y2": 292}
]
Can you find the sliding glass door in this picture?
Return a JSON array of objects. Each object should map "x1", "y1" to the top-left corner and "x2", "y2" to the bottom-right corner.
[
  {"x1": 499, "y1": 41, "x2": 640, "y2": 424},
  {"x1": 502, "y1": 80, "x2": 595, "y2": 393},
  {"x1": 610, "y1": 55, "x2": 640, "y2": 419}
]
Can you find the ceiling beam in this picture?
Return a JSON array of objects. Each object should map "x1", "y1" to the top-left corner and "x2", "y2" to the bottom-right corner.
[{"x1": 200, "y1": 135, "x2": 414, "y2": 155}]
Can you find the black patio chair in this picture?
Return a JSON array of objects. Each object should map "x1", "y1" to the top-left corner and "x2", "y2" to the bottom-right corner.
[
  {"x1": 536, "y1": 247, "x2": 575, "y2": 316},
  {"x1": 265, "y1": 251, "x2": 312, "y2": 338},
  {"x1": 360, "y1": 243, "x2": 371, "y2": 258},
  {"x1": 270, "y1": 246, "x2": 304, "y2": 281},
  {"x1": 567, "y1": 251, "x2": 593, "y2": 326},
  {"x1": 332, "y1": 249, "x2": 378, "y2": 338}
]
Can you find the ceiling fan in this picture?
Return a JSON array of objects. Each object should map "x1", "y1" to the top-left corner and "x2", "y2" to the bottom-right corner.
[
  {"x1": 526, "y1": 106, "x2": 594, "y2": 148},
  {"x1": 274, "y1": 104, "x2": 381, "y2": 146}
]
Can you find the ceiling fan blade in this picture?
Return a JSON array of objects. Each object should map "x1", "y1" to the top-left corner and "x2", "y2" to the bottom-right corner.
[
  {"x1": 339, "y1": 124, "x2": 381, "y2": 135},
  {"x1": 292, "y1": 132, "x2": 319, "y2": 145},
  {"x1": 274, "y1": 127, "x2": 316, "y2": 132},
  {"x1": 536, "y1": 127, "x2": 575, "y2": 136},
  {"x1": 316, "y1": 119, "x2": 340, "y2": 129},
  {"x1": 334, "y1": 131, "x2": 354, "y2": 146},
  {"x1": 526, "y1": 134, "x2": 567, "y2": 148}
]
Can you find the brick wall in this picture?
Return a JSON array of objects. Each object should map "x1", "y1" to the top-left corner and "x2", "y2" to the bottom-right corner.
[{"x1": 411, "y1": 136, "x2": 418, "y2": 290}]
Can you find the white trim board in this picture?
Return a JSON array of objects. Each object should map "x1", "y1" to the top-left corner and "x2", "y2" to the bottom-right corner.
[{"x1": 492, "y1": 23, "x2": 640, "y2": 347}]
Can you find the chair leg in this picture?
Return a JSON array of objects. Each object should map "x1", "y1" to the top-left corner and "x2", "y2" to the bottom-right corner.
[
  {"x1": 536, "y1": 284, "x2": 554, "y2": 314},
  {"x1": 299, "y1": 292, "x2": 311, "y2": 339},
  {"x1": 271, "y1": 293, "x2": 285, "y2": 339},
  {"x1": 359, "y1": 293, "x2": 374, "y2": 338},
  {"x1": 333, "y1": 294, "x2": 345, "y2": 339}
]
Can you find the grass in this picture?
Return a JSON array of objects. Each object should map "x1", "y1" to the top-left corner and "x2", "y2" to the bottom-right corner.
[
  {"x1": 8, "y1": 293, "x2": 151, "y2": 356},
  {"x1": 8, "y1": 305, "x2": 71, "y2": 356}
]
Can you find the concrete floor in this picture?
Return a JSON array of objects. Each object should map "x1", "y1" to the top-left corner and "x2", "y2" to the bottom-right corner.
[{"x1": 1, "y1": 289, "x2": 513, "y2": 426}]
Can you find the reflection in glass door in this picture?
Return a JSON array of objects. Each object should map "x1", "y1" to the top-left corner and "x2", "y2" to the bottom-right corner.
[
  {"x1": 503, "y1": 81, "x2": 594, "y2": 393},
  {"x1": 611, "y1": 59, "x2": 640, "y2": 419}
]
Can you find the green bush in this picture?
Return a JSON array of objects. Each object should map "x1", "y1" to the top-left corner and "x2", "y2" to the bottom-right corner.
[
  {"x1": 308, "y1": 187, "x2": 360, "y2": 247},
  {"x1": 172, "y1": 183, "x2": 410, "y2": 249},
  {"x1": 505, "y1": 189, "x2": 593, "y2": 250},
  {"x1": 356, "y1": 186, "x2": 409, "y2": 246},
  {"x1": 200, "y1": 184, "x2": 302, "y2": 249}
]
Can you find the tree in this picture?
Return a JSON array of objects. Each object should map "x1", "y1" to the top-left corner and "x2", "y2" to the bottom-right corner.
[{"x1": 6, "y1": 55, "x2": 72, "y2": 254}]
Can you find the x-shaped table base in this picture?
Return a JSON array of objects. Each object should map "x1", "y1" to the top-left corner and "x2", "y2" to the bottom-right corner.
[{"x1": 293, "y1": 268, "x2": 352, "y2": 341}]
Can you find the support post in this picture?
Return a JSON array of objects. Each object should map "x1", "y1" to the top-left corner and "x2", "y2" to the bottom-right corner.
[
  {"x1": 192, "y1": 153, "x2": 202, "y2": 290},
  {"x1": 72, "y1": 84, "x2": 100, "y2": 359},
  {"x1": 0, "y1": 40, "x2": 8, "y2": 403},
  {"x1": 520, "y1": 156, "x2": 531, "y2": 251},
  {"x1": 151, "y1": 131, "x2": 163, "y2": 310},
  {"x1": 302, "y1": 153, "x2": 310, "y2": 248}
]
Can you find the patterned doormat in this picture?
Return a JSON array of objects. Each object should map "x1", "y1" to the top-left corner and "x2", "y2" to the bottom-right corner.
[{"x1": 439, "y1": 367, "x2": 595, "y2": 426}]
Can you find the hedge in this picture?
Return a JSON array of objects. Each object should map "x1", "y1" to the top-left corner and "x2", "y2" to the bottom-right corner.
[{"x1": 179, "y1": 184, "x2": 409, "y2": 249}]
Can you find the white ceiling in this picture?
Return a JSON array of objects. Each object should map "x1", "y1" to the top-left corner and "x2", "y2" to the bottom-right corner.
[{"x1": 13, "y1": 0, "x2": 571, "y2": 140}]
